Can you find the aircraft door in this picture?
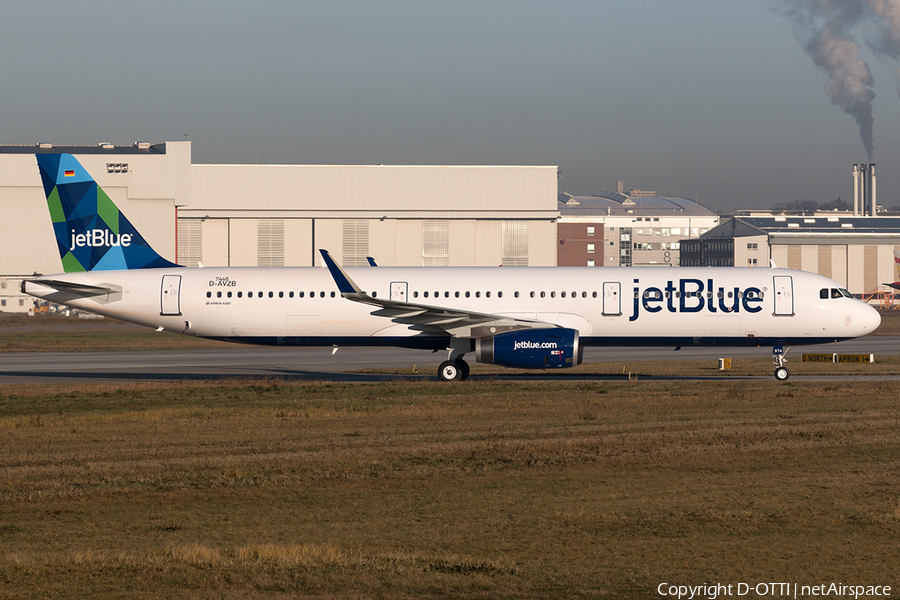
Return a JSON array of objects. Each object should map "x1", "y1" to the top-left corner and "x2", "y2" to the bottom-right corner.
[
  {"x1": 773, "y1": 276, "x2": 794, "y2": 316},
  {"x1": 602, "y1": 282, "x2": 621, "y2": 316},
  {"x1": 390, "y1": 282, "x2": 408, "y2": 302},
  {"x1": 160, "y1": 275, "x2": 182, "y2": 316}
]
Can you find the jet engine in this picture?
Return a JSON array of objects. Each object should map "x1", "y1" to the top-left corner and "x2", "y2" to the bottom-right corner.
[{"x1": 475, "y1": 328, "x2": 582, "y2": 369}]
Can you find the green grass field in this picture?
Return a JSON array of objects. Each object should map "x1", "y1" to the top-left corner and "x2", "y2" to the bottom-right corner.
[{"x1": 1, "y1": 380, "x2": 898, "y2": 598}]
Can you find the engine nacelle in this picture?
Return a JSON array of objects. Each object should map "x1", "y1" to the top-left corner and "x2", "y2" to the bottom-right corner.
[{"x1": 475, "y1": 328, "x2": 582, "y2": 369}]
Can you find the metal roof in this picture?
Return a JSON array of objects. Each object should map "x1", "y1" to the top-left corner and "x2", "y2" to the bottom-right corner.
[
  {"x1": 558, "y1": 192, "x2": 716, "y2": 217},
  {"x1": 0, "y1": 143, "x2": 167, "y2": 155},
  {"x1": 734, "y1": 215, "x2": 900, "y2": 235}
]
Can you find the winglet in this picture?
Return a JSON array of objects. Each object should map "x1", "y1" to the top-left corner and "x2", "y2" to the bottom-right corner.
[{"x1": 319, "y1": 249, "x2": 363, "y2": 295}]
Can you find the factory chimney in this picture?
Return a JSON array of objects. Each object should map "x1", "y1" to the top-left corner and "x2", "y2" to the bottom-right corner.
[
  {"x1": 852, "y1": 163, "x2": 877, "y2": 216},
  {"x1": 869, "y1": 163, "x2": 876, "y2": 216}
]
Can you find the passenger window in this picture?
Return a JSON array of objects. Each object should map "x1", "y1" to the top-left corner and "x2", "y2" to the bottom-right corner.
[
  {"x1": 217, "y1": 292, "x2": 222, "y2": 298},
  {"x1": 486, "y1": 291, "x2": 491, "y2": 298},
  {"x1": 550, "y1": 292, "x2": 556, "y2": 298},
  {"x1": 206, "y1": 291, "x2": 211, "y2": 298},
  {"x1": 514, "y1": 291, "x2": 519, "y2": 298},
  {"x1": 414, "y1": 291, "x2": 419, "y2": 298},
  {"x1": 237, "y1": 291, "x2": 242, "y2": 298},
  {"x1": 540, "y1": 291, "x2": 546, "y2": 298},
  {"x1": 320, "y1": 291, "x2": 325, "y2": 298},
  {"x1": 331, "y1": 291, "x2": 336, "y2": 298},
  {"x1": 455, "y1": 291, "x2": 460, "y2": 298},
  {"x1": 279, "y1": 291, "x2": 284, "y2": 298},
  {"x1": 592, "y1": 292, "x2": 597, "y2": 298},
  {"x1": 248, "y1": 291, "x2": 253, "y2": 298},
  {"x1": 289, "y1": 291, "x2": 294, "y2": 298},
  {"x1": 268, "y1": 292, "x2": 274, "y2": 298},
  {"x1": 475, "y1": 292, "x2": 480, "y2": 298},
  {"x1": 444, "y1": 292, "x2": 449, "y2": 298},
  {"x1": 530, "y1": 292, "x2": 535, "y2": 298},
  {"x1": 227, "y1": 292, "x2": 232, "y2": 298},
  {"x1": 466, "y1": 292, "x2": 470, "y2": 298},
  {"x1": 562, "y1": 292, "x2": 567, "y2": 298},
  {"x1": 498, "y1": 291, "x2": 503, "y2": 298},
  {"x1": 299, "y1": 291, "x2": 304, "y2": 298},
  {"x1": 423, "y1": 291, "x2": 428, "y2": 298}
]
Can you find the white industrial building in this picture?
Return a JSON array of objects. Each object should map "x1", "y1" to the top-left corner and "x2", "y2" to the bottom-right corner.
[{"x1": 0, "y1": 141, "x2": 559, "y2": 311}]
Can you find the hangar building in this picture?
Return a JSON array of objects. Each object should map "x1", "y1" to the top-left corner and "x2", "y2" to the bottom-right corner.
[
  {"x1": 681, "y1": 215, "x2": 900, "y2": 295},
  {"x1": 0, "y1": 141, "x2": 559, "y2": 311}
]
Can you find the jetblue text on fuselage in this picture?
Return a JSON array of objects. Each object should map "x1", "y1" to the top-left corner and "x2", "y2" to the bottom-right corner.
[
  {"x1": 69, "y1": 229, "x2": 132, "y2": 251},
  {"x1": 629, "y1": 278, "x2": 763, "y2": 322}
]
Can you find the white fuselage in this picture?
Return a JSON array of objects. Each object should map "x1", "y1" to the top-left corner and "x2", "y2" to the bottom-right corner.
[{"x1": 25, "y1": 266, "x2": 881, "y2": 350}]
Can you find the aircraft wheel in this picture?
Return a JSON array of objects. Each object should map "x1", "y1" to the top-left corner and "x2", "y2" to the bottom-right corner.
[
  {"x1": 455, "y1": 359, "x2": 470, "y2": 381},
  {"x1": 438, "y1": 360, "x2": 462, "y2": 382},
  {"x1": 774, "y1": 366, "x2": 790, "y2": 381}
]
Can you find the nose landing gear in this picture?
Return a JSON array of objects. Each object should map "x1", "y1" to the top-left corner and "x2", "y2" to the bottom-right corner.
[{"x1": 773, "y1": 345, "x2": 790, "y2": 381}]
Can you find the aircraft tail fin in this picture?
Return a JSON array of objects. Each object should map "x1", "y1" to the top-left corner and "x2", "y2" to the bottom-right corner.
[{"x1": 36, "y1": 153, "x2": 179, "y2": 272}]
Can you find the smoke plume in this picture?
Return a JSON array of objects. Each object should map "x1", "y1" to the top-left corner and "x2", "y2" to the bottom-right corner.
[
  {"x1": 867, "y1": 0, "x2": 900, "y2": 93},
  {"x1": 807, "y1": 21, "x2": 875, "y2": 160},
  {"x1": 775, "y1": 0, "x2": 878, "y2": 160},
  {"x1": 777, "y1": 0, "x2": 900, "y2": 159}
]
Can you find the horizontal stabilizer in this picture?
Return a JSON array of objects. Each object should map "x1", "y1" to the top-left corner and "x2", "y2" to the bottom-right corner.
[{"x1": 23, "y1": 278, "x2": 122, "y2": 303}]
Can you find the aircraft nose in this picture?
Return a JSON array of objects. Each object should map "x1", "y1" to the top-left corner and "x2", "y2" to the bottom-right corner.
[{"x1": 856, "y1": 303, "x2": 881, "y2": 334}]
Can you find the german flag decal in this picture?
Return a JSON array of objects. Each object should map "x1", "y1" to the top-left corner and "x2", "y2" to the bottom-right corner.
[{"x1": 64, "y1": 169, "x2": 75, "y2": 177}]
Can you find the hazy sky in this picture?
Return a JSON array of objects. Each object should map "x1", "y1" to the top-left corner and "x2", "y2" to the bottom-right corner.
[{"x1": 3, "y1": 0, "x2": 900, "y2": 212}]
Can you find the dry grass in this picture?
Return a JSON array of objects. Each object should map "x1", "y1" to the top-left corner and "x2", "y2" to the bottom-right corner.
[{"x1": 0, "y1": 379, "x2": 898, "y2": 598}]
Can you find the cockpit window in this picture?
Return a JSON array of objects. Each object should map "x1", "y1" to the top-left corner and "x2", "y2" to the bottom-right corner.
[{"x1": 822, "y1": 288, "x2": 855, "y2": 300}]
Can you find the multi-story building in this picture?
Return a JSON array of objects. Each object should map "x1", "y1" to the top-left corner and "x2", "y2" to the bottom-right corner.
[{"x1": 557, "y1": 191, "x2": 718, "y2": 267}]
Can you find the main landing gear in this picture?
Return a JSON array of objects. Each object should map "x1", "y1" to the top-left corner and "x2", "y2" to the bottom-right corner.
[
  {"x1": 773, "y1": 345, "x2": 790, "y2": 381},
  {"x1": 437, "y1": 339, "x2": 472, "y2": 382},
  {"x1": 438, "y1": 358, "x2": 470, "y2": 382}
]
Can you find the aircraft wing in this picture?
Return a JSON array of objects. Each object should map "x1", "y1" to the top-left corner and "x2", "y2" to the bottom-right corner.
[{"x1": 319, "y1": 250, "x2": 557, "y2": 337}]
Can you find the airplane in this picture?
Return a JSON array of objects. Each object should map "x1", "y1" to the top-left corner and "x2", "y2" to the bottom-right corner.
[
  {"x1": 23, "y1": 153, "x2": 881, "y2": 382},
  {"x1": 884, "y1": 250, "x2": 900, "y2": 291}
]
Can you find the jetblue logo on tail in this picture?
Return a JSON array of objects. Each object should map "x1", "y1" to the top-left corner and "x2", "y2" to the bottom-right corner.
[
  {"x1": 70, "y1": 229, "x2": 133, "y2": 251},
  {"x1": 36, "y1": 153, "x2": 179, "y2": 272}
]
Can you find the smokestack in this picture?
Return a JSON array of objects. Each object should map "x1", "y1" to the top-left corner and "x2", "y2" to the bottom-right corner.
[
  {"x1": 869, "y1": 163, "x2": 876, "y2": 216},
  {"x1": 853, "y1": 164, "x2": 860, "y2": 216}
]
